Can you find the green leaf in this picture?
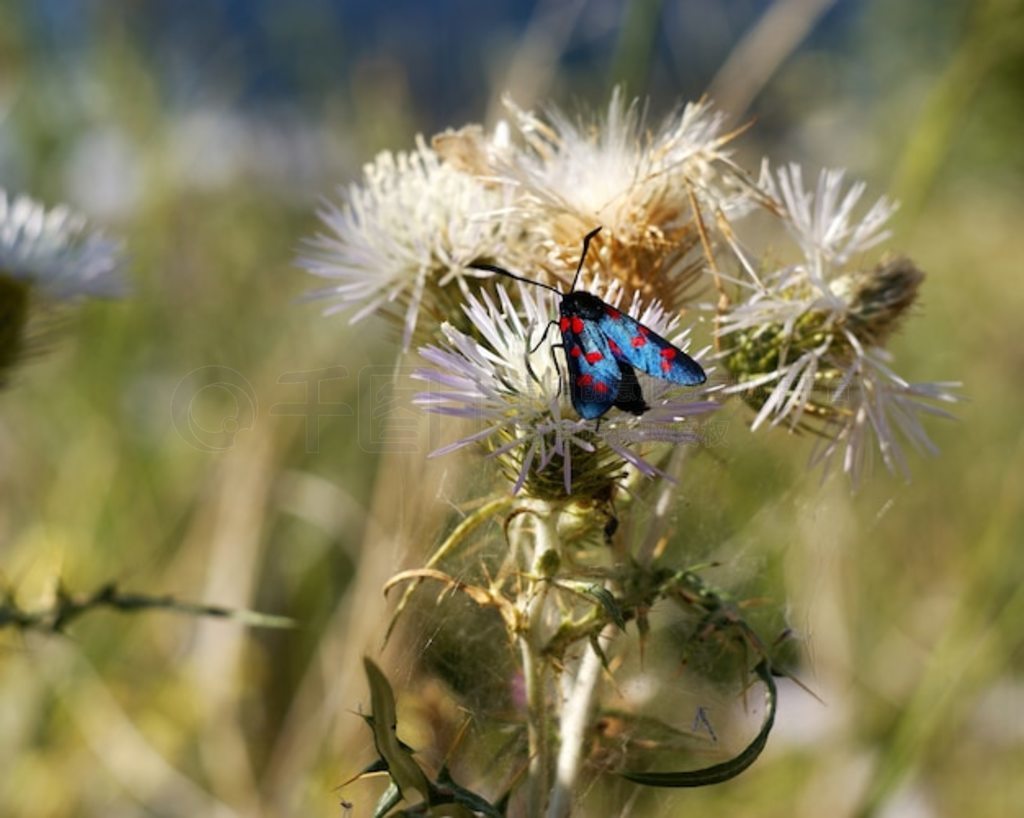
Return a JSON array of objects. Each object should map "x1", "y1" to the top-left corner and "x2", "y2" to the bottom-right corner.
[
  {"x1": 619, "y1": 661, "x2": 777, "y2": 787},
  {"x1": 434, "y1": 766, "x2": 505, "y2": 818},
  {"x1": 364, "y1": 658, "x2": 432, "y2": 801},
  {"x1": 585, "y1": 584, "x2": 625, "y2": 629}
]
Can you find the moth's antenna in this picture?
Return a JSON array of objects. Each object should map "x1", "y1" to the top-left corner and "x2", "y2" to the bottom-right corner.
[
  {"x1": 468, "y1": 262, "x2": 563, "y2": 295},
  {"x1": 570, "y1": 226, "x2": 603, "y2": 293}
]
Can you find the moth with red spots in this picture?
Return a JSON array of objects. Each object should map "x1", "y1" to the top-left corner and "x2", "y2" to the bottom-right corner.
[{"x1": 470, "y1": 227, "x2": 706, "y2": 420}]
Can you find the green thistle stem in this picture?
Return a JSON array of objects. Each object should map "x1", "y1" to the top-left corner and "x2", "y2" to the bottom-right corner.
[
  {"x1": 547, "y1": 625, "x2": 614, "y2": 818},
  {"x1": 513, "y1": 499, "x2": 559, "y2": 817},
  {"x1": 511, "y1": 493, "x2": 623, "y2": 817}
]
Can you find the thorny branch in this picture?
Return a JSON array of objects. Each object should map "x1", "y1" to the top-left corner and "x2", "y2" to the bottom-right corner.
[{"x1": 0, "y1": 581, "x2": 294, "y2": 634}]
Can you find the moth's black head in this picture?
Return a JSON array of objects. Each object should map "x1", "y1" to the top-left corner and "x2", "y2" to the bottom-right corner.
[{"x1": 561, "y1": 290, "x2": 606, "y2": 319}]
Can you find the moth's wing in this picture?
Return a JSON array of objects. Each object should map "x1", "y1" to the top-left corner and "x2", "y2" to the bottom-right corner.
[
  {"x1": 561, "y1": 315, "x2": 622, "y2": 420},
  {"x1": 599, "y1": 309, "x2": 706, "y2": 385},
  {"x1": 612, "y1": 360, "x2": 649, "y2": 416}
]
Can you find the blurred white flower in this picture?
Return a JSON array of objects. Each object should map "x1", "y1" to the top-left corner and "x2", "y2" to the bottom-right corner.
[
  {"x1": 0, "y1": 189, "x2": 125, "y2": 299},
  {"x1": 413, "y1": 280, "x2": 715, "y2": 496},
  {"x1": 0, "y1": 188, "x2": 124, "y2": 383},
  {"x1": 298, "y1": 135, "x2": 524, "y2": 349},
  {"x1": 720, "y1": 163, "x2": 959, "y2": 480},
  {"x1": 64, "y1": 127, "x2": 144, "y2": 221}
]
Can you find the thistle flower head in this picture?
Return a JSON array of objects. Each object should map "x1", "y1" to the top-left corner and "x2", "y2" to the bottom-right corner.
[
  {"x1": 0, "y1": 191, "x2": 124, "y2": 299},
  {"x1": 298, "y1": 135, "x2": 526, "y2": 350},
  {"x1": 477, "y1": 91, "x2": 741, "y2": 310},
  {"x1": 719, "y1": 162, "x2": 959, "y2": 480},
  {"x1": 413, "y1": 281, "x2": 715, "y2": 498},
  {"x1": 0, "y1": 190, "x2": 125, "y2": 383}
]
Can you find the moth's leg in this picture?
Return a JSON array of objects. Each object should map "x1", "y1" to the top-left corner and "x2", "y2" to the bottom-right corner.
[
  {"x1": 529, "y1": 320, "x2": 559, "y2": 355},
  {"x1": 524, "y1": 321, "x2": 559, "y2": 388},
  {"x1": 549, "y1": 342, "x2": 565, "y2": 399}
]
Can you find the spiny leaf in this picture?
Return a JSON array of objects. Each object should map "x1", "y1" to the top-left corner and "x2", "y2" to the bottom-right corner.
[
  {"x1": 619, "y1": 661, "x2": 777, "y2": 787},
  {"x1": 364, "y1": 658, "x2": 432, "y2": 801},
  {"x1": 434, "y1": 765, "x2": 505, "y2": 818},
  {"x1": 584, "y1": 584, "x2": 626, "y2": 629}
]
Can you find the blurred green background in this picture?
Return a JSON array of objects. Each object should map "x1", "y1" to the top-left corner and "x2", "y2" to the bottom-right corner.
[{"x1": 0, "y1": 1, "x2": 1021, "y2": 816}]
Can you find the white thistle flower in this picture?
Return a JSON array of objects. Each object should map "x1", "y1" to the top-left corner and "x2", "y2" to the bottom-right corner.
[
  {"x1": 812, "y1": 344, "x2": 960, "y2": 482},
  {"x1": 760, "y1": 160, "x2": 897, "y2": 296},
  {"x1": 298, "y1": 135, "x2": 524, "y2": 349},
  {"x1": 719, "y1": 162, "x2": 959, "y2": 480},
  {"x1": 413, "y1": 281, "x2": 715, "y2": 497},
  {"x1": 0, "y1": 189, "x2": 125, "y2": 299},
  {"x1": 484, "y1": 90, "x2": 757, "y2": 313},
  {"x1": 497, "y1": 90, "x2": 734, "y2": 240}
]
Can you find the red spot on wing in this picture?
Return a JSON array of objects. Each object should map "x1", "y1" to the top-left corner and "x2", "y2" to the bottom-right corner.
[
  {"x1": 607, "y1": 338, "x2": 622, "y2": 355},
  {"x1": 571, "y1": 316, "x2": 585, "y2": 334},
  {"x1": 661, "y1": 360, "x2": 672, "y2": 373},
  {"x1": 594, "y1": 381, "x2": 609, "y2": 393},
  {"x1": 660, "y1": 348, "x2": 677, "y2": 360},
  {"x1": 559, "y1": 317, "x2": 570, "y2": 332},
  {"x1": 605, "y1": 307, "x2": 621, "y2": 320},
  {"x1": 576, "y1": 374, "x2": 593, "y2": 387},
  {"x1": 571, "y1": 345, "x2": 582, "y2": 357},
  {"x1": 585, "y1": 351, "x2": 603, "y2": 364},
  {"x1": 631, "y1": 335, "x2": 647, "y2": 348}
]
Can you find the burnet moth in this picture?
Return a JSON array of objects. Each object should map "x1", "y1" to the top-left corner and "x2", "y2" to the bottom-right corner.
[{"x1": 470, "y1": 228, "x2": 706, "y2": 420}]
